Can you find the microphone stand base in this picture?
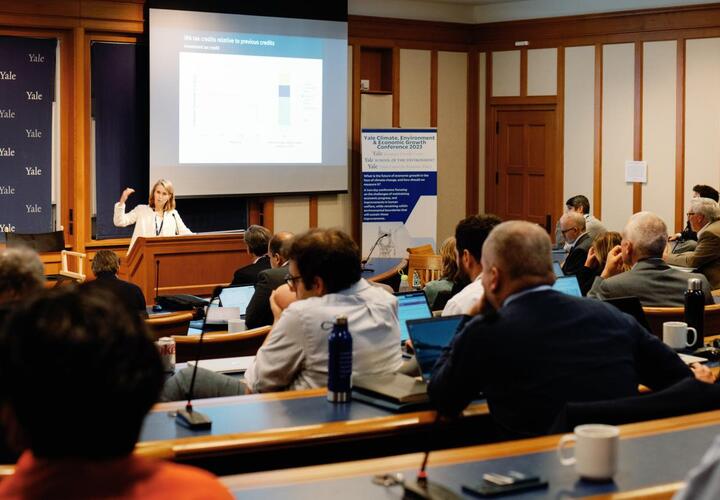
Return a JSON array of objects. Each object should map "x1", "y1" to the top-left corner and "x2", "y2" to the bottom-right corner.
[
  {"x1": 175, "y1": 408, "x2": 212, "y2": 430},
  {"x1": 403, "y1": 480, "x2": 461, "y2": 500}
]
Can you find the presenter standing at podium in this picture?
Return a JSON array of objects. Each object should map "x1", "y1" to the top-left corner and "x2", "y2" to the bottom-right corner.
[{"x1": 114, "y1": 179, "x2": 192, "y2": 250}]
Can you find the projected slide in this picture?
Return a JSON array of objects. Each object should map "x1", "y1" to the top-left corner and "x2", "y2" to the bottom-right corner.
[{"x1": 178, "y1": 52, "x2": 322, "y2": 164}]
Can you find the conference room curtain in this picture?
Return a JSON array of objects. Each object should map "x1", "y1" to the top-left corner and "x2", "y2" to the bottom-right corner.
[{"x1": 91, "y1": 41, "x2": 149, "y2": 240}]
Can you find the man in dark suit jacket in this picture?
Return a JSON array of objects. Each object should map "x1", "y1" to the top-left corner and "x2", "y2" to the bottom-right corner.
[
  {"x1": 589, "y1": 211, "x2": 713, "y2": 306},
  {"x1": 231, "y1": 225, "x2": 272, "y2": 286},
  {"x1": 429, "y1": 221, "x2": 698, "y2": 437},
  {"x1": 560, "y1": 211, "x2": 592, "y2": 275},
  {"x1": 244, "y1": 231, "x2": 294, "y2": 329},
  {"x1": 83, "y1": 250, "x2": 147, "y2": 317}
]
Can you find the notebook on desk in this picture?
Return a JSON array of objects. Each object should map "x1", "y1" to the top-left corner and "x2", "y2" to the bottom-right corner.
[{"x1": 353, "y1": 315, "x2": 464, "y2": 411}]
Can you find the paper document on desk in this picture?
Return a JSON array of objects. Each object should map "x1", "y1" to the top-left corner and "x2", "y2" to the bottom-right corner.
[
  {"x1": 187, "y1": 356, "x2": 255, "y2": 374},
  {"x1": 678, "y1": 353, "x2": 708, "y2": 365}
]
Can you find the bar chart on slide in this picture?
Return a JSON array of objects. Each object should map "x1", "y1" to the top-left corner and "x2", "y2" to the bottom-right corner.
[{"x1": 178, "y1": 52, "x2": 322, "y2": 164}]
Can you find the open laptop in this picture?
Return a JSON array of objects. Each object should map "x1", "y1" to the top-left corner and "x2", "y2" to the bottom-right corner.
[
  {"x1": 352, "y1": 315, "x2": 464, "y2": 408},
  {"x1": 206, "y1": 285, "x2": 255, "y2": 325},
  {"x1": 553, "y1": 275, "x2": 582, "y2": 296},
  {"x1": 408, "y1": 315, "x2": 465, "y2": 381},
  {"x1": 395, "y1": 290, "x2": 433, "y2": 342},
  {"x1": 553, "y1": 261, "x2": 564, "y2": 277}
]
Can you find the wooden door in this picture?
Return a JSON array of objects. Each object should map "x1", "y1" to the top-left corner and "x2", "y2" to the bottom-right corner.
[{"x1": 493, "y1": 109, "x2": 557, "y2": 231}]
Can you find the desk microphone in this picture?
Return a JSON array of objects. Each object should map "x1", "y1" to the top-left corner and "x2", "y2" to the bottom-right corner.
[
  {"x1": 152, "y1": 259, "x2": 162, "y2": 312},
  {"x1": 172, "y1": 212, "x2": 179, "y2": 235},
  {"x1": 361, "y1": 233, "x2": 389, "y2": 273},
  {"x1": 175, "y1": 288, "x2": 219, "y2": 430},
  {"x1": 403, "y1": 413, "x2": 460, "y2": 500}
]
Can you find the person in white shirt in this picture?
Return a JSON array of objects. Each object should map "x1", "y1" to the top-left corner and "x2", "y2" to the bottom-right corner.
[
  {"x1": 244, "y1": 228, "x2": 402, "y2": 393},
  {"x1": 113, "y1": 179, "x2": 192, "y2": 250},
  {"x1": 442, "y1": 214, "x2": 501, "y2": 316}
]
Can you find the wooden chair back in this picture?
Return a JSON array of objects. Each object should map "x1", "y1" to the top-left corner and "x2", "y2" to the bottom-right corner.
[
  {"x1": 407, "y1": 254, "x2": 443, "y2": 288},
  {"x1": 642, "y1": 303, "x2": 720, "y2": 338},
  {"x1": 145, "y1": 311, "x2": 194, "y2": 340},
  {"x1": 59, "y1": 250, "x2": 87, "y2": 283},
  {"x1": 406, "y1": 243, "x2": 434, "y2": 255},
  {"x1": 173, "y1": 326, "x2": 271, "y2": 362}
]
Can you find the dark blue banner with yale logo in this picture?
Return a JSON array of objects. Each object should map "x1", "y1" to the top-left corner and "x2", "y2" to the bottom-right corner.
[{"x1": 0, "y1": 36, "x2": 55, "y2": 234}]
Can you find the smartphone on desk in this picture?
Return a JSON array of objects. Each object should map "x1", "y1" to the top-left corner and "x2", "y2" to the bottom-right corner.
[{"x1": 462, "y1": 471, "x2": 548, "y2": 497}]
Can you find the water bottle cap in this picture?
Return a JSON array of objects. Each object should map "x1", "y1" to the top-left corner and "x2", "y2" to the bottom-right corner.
[
  {"x1": 688, "y1": 278, "x2": 703, "y2": 291},
  {"x1": 400, "y1": 274, "x2": 408, "y2": 281},
  {"x1": 335, "y1": 316, "x2": 348, "y2": 326}
]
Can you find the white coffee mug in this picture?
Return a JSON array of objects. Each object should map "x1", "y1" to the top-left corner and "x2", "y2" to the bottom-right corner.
[
  {"x1": 228, "y1": 318, "x2": 246, "y2": 333},
  {"x1": 557, "y1": 424, "x2": 619, "y2": 481},
  {"x1": 663, "y1": 321, "x2": 697, "y2": 350}
]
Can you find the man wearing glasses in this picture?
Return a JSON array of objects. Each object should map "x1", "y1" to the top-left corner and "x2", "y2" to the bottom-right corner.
[
  {"x1": 665, "y1": 197, "x2": 720, "y2": 289},
  {"x1": 244, "y1": 228, "x2": 402, "y2": 393},
  {"x1": 559, "y1": 211, "x2": 592, "y2": 276}
]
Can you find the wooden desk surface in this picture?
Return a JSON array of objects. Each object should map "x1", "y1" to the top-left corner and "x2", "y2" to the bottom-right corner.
[
  {"x1": 222, "y1": 409, "x2": 720, "y2": 499},
  {"x1": 136, "y1": 389, "x2": 491, "y2": 474}
]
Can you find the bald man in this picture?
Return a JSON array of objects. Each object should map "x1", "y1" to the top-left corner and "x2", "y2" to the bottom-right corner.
[{"x1": 429, "y1": 220, "x2": 695, "y2": 437}]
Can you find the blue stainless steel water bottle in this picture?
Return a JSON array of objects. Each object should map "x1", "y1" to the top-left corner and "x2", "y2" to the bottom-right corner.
[{"x1": 327, "y1": 315, "x2": 353, "y2": 403}]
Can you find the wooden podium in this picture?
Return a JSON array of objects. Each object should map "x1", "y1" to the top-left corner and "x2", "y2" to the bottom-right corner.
[{"x1": 121, "y1": 233, "x2": 251, "y2": 301}]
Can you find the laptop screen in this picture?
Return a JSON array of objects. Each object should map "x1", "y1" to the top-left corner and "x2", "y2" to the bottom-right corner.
[
  {"x1": 219, "y1": 285, "x2": 255, "y2": 316},
  {"x1": 603, "y1": 296, "x2": 652, "y2": 332},
  {"x1": 553, "y1": 275, "x2": 582, "y2": 297},
  {"x1": 407, "y1": 315, "x2": 464, "y2": 381},
  {"x1": 395, "y1": 291, "x2": 432, "y2": 342},
  {"x1": 553, "y1": 261, "x2": 564, "y2": 277}
]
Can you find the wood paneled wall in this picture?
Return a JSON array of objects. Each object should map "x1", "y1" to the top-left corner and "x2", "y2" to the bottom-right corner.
[{"x1": 4, "y1": 0, "x2": 720, "y2": 253}]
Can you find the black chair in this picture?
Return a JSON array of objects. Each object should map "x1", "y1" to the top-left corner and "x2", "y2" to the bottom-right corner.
[{"x1": 550, "y1": 378, "x2": 720, "y2": 433}]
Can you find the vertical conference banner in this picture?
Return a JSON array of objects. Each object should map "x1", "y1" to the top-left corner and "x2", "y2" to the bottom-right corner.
[
  {"x1": 0, "y1": 36, "x2": 56, "y2": 234},
  {"x1": 361, "y1": 128, "x2": 437, "y2": 259}
]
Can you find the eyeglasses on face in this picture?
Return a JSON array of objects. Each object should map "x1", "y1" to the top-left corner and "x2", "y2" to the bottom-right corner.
[
  {"x1": 560, "y1": 227, "x2": 577, "y2": 235},
  {"x1": 687, "y1": 212, "x2": 696, "y2": 218},
  {"x1": 284, "y1": 273, "x2": 303, "y2": 289}
]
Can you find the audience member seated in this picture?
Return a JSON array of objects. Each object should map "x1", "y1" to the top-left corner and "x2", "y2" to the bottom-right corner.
[
  {"x1": 423, "y1": 236, "x2": 459, "y2": 309},
  {"x1": 0, "y1": 247, "x2": 45, "y2": 324},
  {"x1": 555, "y1": 194, "x2": 606, "y2": 247},
  {"x1": 675, "y1": 433, "x2": 720, "y2": 500},
  {"x1": 83, "y1": 249, "x2": 148, "y2": 317},
  {"x1": 670, "y1": 184, "x2": 720, "y2": 254},
  {"x1": 665, "y1": 197, "x2": 720, "y2": 289},
  {"x1": 230, "y1": 224, "x2": 272, "y2": 286},
  {"x1": 588, "y1": 212, "x2": 712, "y2": 306},
  {"x1": 575, "y1": 231, "x2": 622, "y2": 296},
  {"x1": 244, "y1": 231, "x2": 294, "y2": 329},
  {"x1": 0, "y1": 287, "x2": 231, "y2": 499},
  {"x1": 428, "y1": 220, "x2": 695, "y2": 437},
  {"x1": 559, "y1": 212, "x2": 592, "y2": 276},
  {"x1": 441, "y1": 214, "x2": 501, "y2": 316},
  {"x1": 244, "y1": 228, "x2": 402, "y2": 393}
]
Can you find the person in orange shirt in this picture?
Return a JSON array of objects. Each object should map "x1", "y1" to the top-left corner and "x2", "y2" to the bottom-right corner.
[{"x1": 0, "y1": 287, "x2": 232, "y2": 499}]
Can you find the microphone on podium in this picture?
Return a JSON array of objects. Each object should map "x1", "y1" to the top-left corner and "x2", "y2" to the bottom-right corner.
[
  {"x1": 361, "y1": 233, "x2": 389, "y2": 273},
  {"x1": 175, "y1": 288, "x2": 221, "y2": 430},
  {"x1": 152, "y1": 259, "x2": 162, "y2": 312}
]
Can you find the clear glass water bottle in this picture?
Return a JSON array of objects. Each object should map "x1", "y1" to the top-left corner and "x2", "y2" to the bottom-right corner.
[
  {"x1": 398, "y1": 273, "x2": 411, "y2": 292},
  {"x1": 685, "y1": 277, "x2": 705, "y2": 351},
  {"x1": 327, "y1": 316, "x2": 353, "y2": 403}
]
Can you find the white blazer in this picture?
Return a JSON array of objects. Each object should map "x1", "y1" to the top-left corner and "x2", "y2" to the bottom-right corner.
[{"x1": 114, "y1": 203, "x2": 192, "y2": 250}]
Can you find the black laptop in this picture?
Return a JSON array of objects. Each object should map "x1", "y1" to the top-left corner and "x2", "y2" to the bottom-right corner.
[{"x1": 352, "y1": 315, "x2": 464, "y2": 410}]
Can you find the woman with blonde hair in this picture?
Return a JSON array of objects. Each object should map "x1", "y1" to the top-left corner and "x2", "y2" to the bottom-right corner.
[
  {"x1": 576, "y1": 231, "x2": 623, "y2": 295},
  {"x1": 423, "y1": 237, "x2": 459, "y2": 309},
  {"x1": 114, "y1": 179, "x2": 192, "y2": 250}
]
